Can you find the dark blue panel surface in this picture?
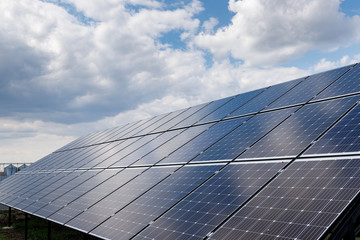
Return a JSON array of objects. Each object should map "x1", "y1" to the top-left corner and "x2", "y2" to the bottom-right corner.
[
  {"x1": 304, "y1": 103, "x2": 360, "y2": 155},
  {"x1": 90, "y1": 164, "x2": 224, "y2": 240},
  {"x1": 65, "y1": 166, "x2": 179, "y2": 232},
  {"x1": 48, "y1": 167, "x2": 146, "y2": 224},
  {"x1": 151, "y1": 103, "x2": 208, "y2": 133},
  {"x1": 84, "y1": 134, "x2": 159, "y2": 168},
  {"x1": 239, "y1": 96, "x2": 360, "y2": 159},
  {"x1": 158, "y1": 117, "x2": 250, "y2": 165},
  {"x1": 127, "y1": 110, "x2": 187, "y2": 137},
  {"x1": 134, "y1": 161, "x2": 287, "y2": 240},
  {"x1": 191, "y1": 107, "x2": 297, "y2": 162},
  {"x1": 23, "y1": 170, "x2": 100, "y2": 214},
  {"x1": 210, "y1": 158, "x2": 360, "y2": 240},
  {"x1": 197, "y1": 89, "x2": 264, "y2": 124},
  {"x1": 35, "y1": 169, "x2": 119, "y2": 218},
  {"x1": 227, "y1": 78, "x2": 303, "y2": 118},
  {"x1": 170, "y1": 97, "x2": 232, "y2": 129},
  {"x1": 131, "y1": 124, "x2": 212, "y2": 166},
  {"x1": 266, "y1": 65, "x2": 352, "y2": 109},
  {"x1": 110, "y1": 129, "x2": 184, "y2": 167},
  {"x1": 314, "y1": 63, "x2": 359, "y2": 100}
]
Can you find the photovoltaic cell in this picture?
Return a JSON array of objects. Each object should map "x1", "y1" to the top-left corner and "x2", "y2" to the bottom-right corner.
[
  {"x1": 65, "y1": 166, "x2": 179, "y2": 232},
  {"x1": 150, "y1": 103, "x2": 208, "y2": 133},
  {"x1": 109, "y1": 129, "x2": 184, "y2": 168},
  {"x1": 127, "y1": 109, "x2": 187, "y2": 137},
  {"x1": 35, "y1": 169, "x2": 120, "y2": 218},
  {"x1": 90, "y1": 164, "x2": 224, "y2": 240},
  {"x1": 304, "y1": 103, "x2": 360, "y2": 156},
  {"x1": 191, "y1": 107, "x2": 297, "y2": 162},
  {"x1": 82, "y1": 134, "x2": 160, "y2": 169},
  {"x1": 48, "y1": 167, "x2": 147, "y2": 224},
  {"x1": 197, "y1": 89, "x2": 264, "y2": 124},
  {"x1": 266, "y1": 65, "x2": 352, "y2": 110},
  {"x1": 227, "y1": 78, "x2": 303, "y2": 118},
  {"x1": 131, "y1": 124, "x2": 212, "y2": 166},
  {"x1": 170, "y1": 97, "x2": 232, "y2": 129},
  {"x1": 23, "y1": 170, "x2": 100, "y2": 214},
  {"x1": 239, "y1": 95, "x2": 360, "y2": 159},
  {"x1": 134, "y1": 161, "x2": 287, "y2": 240},
  {"x1": 210, "y1": 158, "x2": 360, "y2": 240},
  {"x1": 314, "y1": 63, "x2": 360, "y2": 100},
  {"x1": 158, "y1": 117, "x2": 250, "y2": 165}
]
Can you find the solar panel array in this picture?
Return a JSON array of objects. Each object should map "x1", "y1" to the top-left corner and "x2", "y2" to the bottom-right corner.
[{"x1": 1, "y1": 63, "x2": 360, "y2": 240}]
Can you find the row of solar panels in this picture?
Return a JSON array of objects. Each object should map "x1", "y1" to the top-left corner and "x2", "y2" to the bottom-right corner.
[
  {"x1": 56, "y1": 63, "x2": 360, "y2": 152},
  {"x1": 24, "y1": 93, "x2": 360, "y2": 172},
  {"x1": 0, "y1": 157, "x2": 359, "y2": 239},
  {"x1": 0, "y1": 64, "x2": 360, "y2": 240}
]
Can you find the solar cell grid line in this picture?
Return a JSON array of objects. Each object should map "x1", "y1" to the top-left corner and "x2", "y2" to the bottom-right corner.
[
  {"x1": 104, "y1": 129, "x2": 184, "y2": 168},
  {"x1": 130, "y1": 124, "x2": 213, "y2": 167},
  {"x1": 238, "y1": 95, "x2": 360, "y2": 160},
  {"x1": 265, "y1": 64, "x2": 352, "y2": 110},
  {"x1": 313, "y1": 63, "x2": 360, "y2": 101},
  {"x1": 31, "y1": 145, "x2": 103, "y2": 171},
  {"x1": 105, "y1": 117, "x2": 159, "y2": 142},
  {"x1": 170, "y1": 97, "x2": 233, "y2": 129},
  {"x1": 150, "y1": 103, "x2": 209, "y2": 133},
  {"x1": 227, "y1": 77, "x2": 304, "y2": 119},
  {"x1": 190, "y1": 107, "x2": 298, "y2": 163},
  {"x1": 55, "y1": 132, "x2": 94, "y2": 152},
  {"x1": 39, "y1": 144, "x2": 110, "y2": 171},
  {"x1": 34, "y1": 169, "x2": 120, "y2": 218},
  {"x1": 47, "y1": 167, "x2": 148, "y2": 225},
  {"x1": 22, "y1": 169, "x2": 100, "y2": 215},
  {"x1": 16, "y1": 170, "x2": 86, "y2": 211},
  {"x1": 80, "y1": 134, "x2": 160, "y2": 169},
  {"x1": 208, "y1": 158, "x2": 360, "y2": 240},
  {"x1": 4, "y1": 171, "x2": 70, "y2": 208},
  {"x1": 157, "y1": 116, "x2": 251, "y2": 165},
  {"x1": 0, "y1": 171, "x2": 64, "y2": 205},
  {"x1": 89, "y1": 163, "x2": 225, "y2": 240},
  {"x1": 96, "y1": 116, "x2": 159, "y2": 144},
  {"x1": 63, "y1": 166, "x2": 180, "y2": 233},
  {"x1": 133, "y1": 161, "x2": 288, "y2": 240},
  {"x1": 197, "y1": 88, "x2": 265, "y2": 124},
  {"x1": 304, "y1": 102, "x2": 360, "y2": 156},
  {"x1": 122, "y1": 109, "x2": 188, "y2": 138},
  {"x1": 0, "y1": 173, "x2": 41, "y2": 202}
]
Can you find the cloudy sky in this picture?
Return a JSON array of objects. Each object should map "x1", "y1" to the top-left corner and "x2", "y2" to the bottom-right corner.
[{"x1": 1, "y1": 0, "x2": 360, "y2": 165}]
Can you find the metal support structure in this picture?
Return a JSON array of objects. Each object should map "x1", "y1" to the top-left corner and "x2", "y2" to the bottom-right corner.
[
  {"x1": 25, "y1": 213, "x2": 28, "y2": 240},
  {"x1": 8, "y1": 207, "x2": 11, "y2": 227},
  {"x1": 48, "y1": 220, "x2": 51, "y2": 240}
]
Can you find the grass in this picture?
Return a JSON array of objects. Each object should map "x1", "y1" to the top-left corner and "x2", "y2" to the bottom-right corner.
[{"x1": 0, "y1": 210, "x2": 100, "y2": 240}]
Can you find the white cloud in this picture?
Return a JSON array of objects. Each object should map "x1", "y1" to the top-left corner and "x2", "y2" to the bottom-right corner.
[
  {"x1": 195, "y1": 0, "x2": 360, "y2": 66},
  {"x1": 313, "y1": 55, "x2": 360, "y2": 72}
]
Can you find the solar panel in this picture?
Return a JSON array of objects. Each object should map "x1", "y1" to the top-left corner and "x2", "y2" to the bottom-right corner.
[
  {"x1": 238, "y1": 95, "x2": 360, "y2": 160},
  {"x1": 227, "y1": 78, "x2": 303, "y2": 118},
  {"x1": 191, "y1": 107, "x2": 298, "y2": 162},
  {"x1": 64, "y1": 166, "x2": 179, "y2": 232},
  {"x1": 158, "y1": 117, "x2": 250, "y2": 165},
  {"x1": 209, "y1": 157, "x2": 360, "y2": 240},
  {"x1": 314, "y1": 63, "x2": 360, "y2": 100},
  {"x1": 130, "y1": 124, "x2": 212, "y2": 166},
  {"x1": 170, "y1": 97, "x2": 233, "y2": 129},
  {"x1": 134, "y1": 161, "x2": 288, "y2": 240},
  {"x1": 304, "y1": 103, "x2": 360, "y2": 156},
  {"x1": 266, "y1": 65, "x2": 352, "y2": 110},
  {"x1": 47, "y1": 167, "x2": 148, "y2": 224},
  {"x1": 197, "y1": 89, "x2": 264, "y2": 124},
  {"x1": 89, "y1": 164, "x2": 224, "y2": 240},
  {"x1": 0, "y1": 64, "x2": 359, "y2": 240}
]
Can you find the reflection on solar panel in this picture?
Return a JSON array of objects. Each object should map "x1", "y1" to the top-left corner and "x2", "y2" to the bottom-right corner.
[{"x1": 0, "y1": 64, "x2": 360, "y2": 240}]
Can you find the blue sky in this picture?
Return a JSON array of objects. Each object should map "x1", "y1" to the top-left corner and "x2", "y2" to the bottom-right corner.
[{"x1": 1, "y1": 0, "x2": 360, "y2": 164}]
